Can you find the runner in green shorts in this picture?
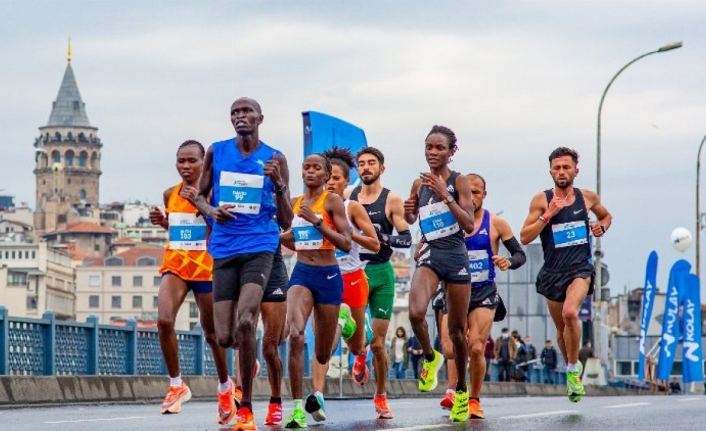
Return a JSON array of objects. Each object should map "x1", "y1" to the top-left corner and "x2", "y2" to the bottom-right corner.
[{"x1": 348, "y1": 147, "x2": 412, "y2": 419}]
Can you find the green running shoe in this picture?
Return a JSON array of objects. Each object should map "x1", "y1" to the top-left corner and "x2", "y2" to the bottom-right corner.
[
  {"x1": 304, "y1": 392, "x2": 326, "y2": 422},
  {"x1": 567, "y1": 361, "x2": 586, "y2": 403},
  {"x1": 338, "y1": 304, "x2": 357, "y2": 340},
  {"x1": 418, "y1": 350, "x2": 443, "y2": 392},
  {"x1": 284, "y1": 406, "x2": 307, "y2": 428},
  {"x1": 450, "y1": 389, "x2": 469, "y2": 422}
]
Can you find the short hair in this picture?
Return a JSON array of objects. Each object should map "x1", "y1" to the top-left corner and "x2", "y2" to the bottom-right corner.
[
  {"x1": 583, "y1": 339, "x2": 591, "y2": 346},
  {"x1": 177, "y1": 140, "x2": 205, "y2": 158},
  {"x1": 549, "y1": 147, "x2": 579, "y2": 165},
  {"x1": 467, "y1": 173, "x2": 486, "y2": 191},
  {"x1": 501, "y1": 327, "x2": 509, "y2": 332},
  {"x1": 427, "y1": 125, "x2": 458, "y2": 152},
  {"x1": 356, "y1": 147, "x2": 385, "y2": 166},
  {"x1": 233, "y1": 97, "x2": 262, "y2": 114},
  {"x1": 545, "y1": 339, "x2": 552, "y2": 343},
  {"x1": 322, "y1": 146, "x2": 355, "y2": 180}
]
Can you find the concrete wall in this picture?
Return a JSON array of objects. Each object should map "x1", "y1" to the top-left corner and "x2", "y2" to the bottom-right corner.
[{"x1": 0, "y1": 376, "x2": 647, "y2": 406}]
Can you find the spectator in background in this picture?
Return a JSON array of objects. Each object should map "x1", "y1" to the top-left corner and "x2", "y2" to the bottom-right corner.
[
  {"x1": 517, "y1": 336, "x2": 538, "y2": 383},
  {"x1": 484, "y1": 335, "x2": 495, "y2": 382},
  {"x1": 390, "y1": 327, "x2": 409, "y2": 379},
  {"x1": 494, "y1": 328, "x2": 517, "y2": 382},
  {"x1": 407, "y1": 334, "x2": 424, "y2": 379},
  {"x1": 578, "y1": 339, "x2": 594, "y2": 377},
  {"x1": 541, "y1": 339, "x2": 558, "y2": 384}
]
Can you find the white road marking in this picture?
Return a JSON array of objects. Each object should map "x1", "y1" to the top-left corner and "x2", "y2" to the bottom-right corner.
[
  {"x1": 500, "y1": 410, "x2": 579, "y2": 419},
  {"x1": 677, "y1": 397, "x2": 702, "y2": 402},
  {"x1": 383, "y1": 425, "x2": 446, "y2": 431},
  {"x1": 354, "y1": 401, "x2": 414, "y2": 407},
  {"x1": 603, "y1": 402, "x2": 651, "y2": 409},
  {"x1": 44, "y1": 416, "x2": 145, "y2": 424}
]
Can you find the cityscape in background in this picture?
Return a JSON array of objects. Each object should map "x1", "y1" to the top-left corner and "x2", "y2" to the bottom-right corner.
[{"x1": 1, "y1": 52, "x2": 705, "y2": 383}]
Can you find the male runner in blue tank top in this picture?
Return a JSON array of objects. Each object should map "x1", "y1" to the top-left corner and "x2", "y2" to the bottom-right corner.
[
  {"x1": 348, "y1": 146, "x2": 412, "y2": 419},
  {"x1": 520, "y1": 147, "x2": 612, "y2": 403},
  {"x1": 194, "y1": 97, "x2": 292, "y2": 431},
  {"x1": 404, "y1": 125, "x2": 475, "y2": 423}
]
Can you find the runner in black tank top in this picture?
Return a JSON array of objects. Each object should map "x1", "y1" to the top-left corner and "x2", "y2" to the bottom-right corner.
[
  {"x1": 520, "y1": 147, "x2": 612, "y2": 405},
  {"x1": 403, "y1": 125, "x2": 475, "y2": 422},
  {"x1": 350, "y1": 147, "x2": 412, "y2": 419}
]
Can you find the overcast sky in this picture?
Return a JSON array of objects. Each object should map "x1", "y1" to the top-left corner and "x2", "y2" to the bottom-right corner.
[{"x1": 2, "y1": 1, "x2": 706, "y2": 297}]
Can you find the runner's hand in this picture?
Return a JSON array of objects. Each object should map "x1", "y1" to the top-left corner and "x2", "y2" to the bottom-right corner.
[
  {"x1": 589, "y1": 222, "x2": 605, "y2": 237},
  {"x1": 492, "y1": 255, "x2": 510, "y2": 271},
  {"x1": 149, "y1": 207, "x2": 166, "y2": 226},
  {"x1": 404, "y1": 194, "x2": 419, "y2": 215},
  {"x1": 264, "y1": 154, "x2": 283, "y2": 188},
  {"x1": 178, "y1": 185, "x2": 198, "y2": 202},
  {"x1": 546, "y1": 195, "x2": 569, "y2": 218},
  {"x1": 210, "y1": 205, "x2": 236, "y2": 223},
  {"x1": 420, "y1": 173, "x2": 448, "y2": 200},
  {"x1": 298, "y1": 204, "x2": 319, "y2": 225}
]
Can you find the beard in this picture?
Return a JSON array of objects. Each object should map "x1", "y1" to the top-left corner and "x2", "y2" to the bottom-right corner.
[
  {"x1": 361, "y1": 171, "x2": 381, "y2": 185},
  {"x1": 553, "y1": 177, "x2": 573, "y2": 189}
]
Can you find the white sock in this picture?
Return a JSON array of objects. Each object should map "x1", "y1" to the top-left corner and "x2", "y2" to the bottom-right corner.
[
  {"x1": 218, "y1": 379, "x2": 231, "y2": 393},
  {"x1": 567, "y1": 363, "x2": 578, "y2": 372},
  {"x1": 293, "y1": 399, "x2": 303, "y2": 410},
  {"x1": 314, "y1": 391, "x2": 323, "y2": 398},
  {"x1": 169, "y1": 375, "x2": 182, "y2": 387},
  {"x1": 446, "y1": 388, "x2": 455, "y2": 396}
]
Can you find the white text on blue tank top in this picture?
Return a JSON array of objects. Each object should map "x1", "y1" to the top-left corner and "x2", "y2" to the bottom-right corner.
[
  {"x1": 168, "y1": 213, "x2": 207, "y2": 251},
  {"x1": 419, "y1": 202, "x2": 459, "y2": 241},
  {"x1": 218, "y1": 171, "x2": 264, "y2": 214},
  {"x1": 292, "y1": 216, "x2": 324, "y2": 250},
  {"x1": 552, "y1": 221, "x2": 588, "y2": 248},
  {"x1": 468, "y1": 250, "x2": 490, "y2": 284}
]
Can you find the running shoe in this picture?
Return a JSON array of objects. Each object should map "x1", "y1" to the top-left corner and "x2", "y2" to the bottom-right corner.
[
  {"x1": 304, "y1": 392, "x2": 326, "y2": 422},
  {"x1": 234, "y1": 406, "x2": 257, "y2": 431},
  {"x1": 374, "y1": 394, "x2": 394, "y2": 419},
  {"x1": 264, "y1": 402, "x2": 283, "y2": 426},
  {"x1": 160, "y1": 382, "x2": 191, "y2": 414},
  {"x1": 439, "y1": 390, "x2": 454, "y2": 410},
  {"x1": 450, "y1": 389, "x2": 469, "y2": 422},
  {"x1": 216, "y1": 378, "x2": 236, "y2": 424},
  {"x1": 284, "y1": 407, "x2": 307, "y2": 428},
  {"x1": 352, "y1": 351, "x2": 370, "y2": 385},
  {"x1": 338, "y1": 304, "x2": 357, "y2": 340},
  {"x1": 567, "y1": 362, "x2": 586, "y2": 402},
  {"x1": 468, "y1": 398, "x2": 485, "y2": 419},
  {"x1": 418, "y1": 350, "x2": 443, "y2": 392}
]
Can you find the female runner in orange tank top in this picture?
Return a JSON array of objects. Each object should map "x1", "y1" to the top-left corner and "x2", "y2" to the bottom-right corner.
[
  {"x1": 148, "y1": 140, "x2": 236, "y2": 424},
  {"x1": 279, "y1": 153, "x2": 351, "y2": 427}
]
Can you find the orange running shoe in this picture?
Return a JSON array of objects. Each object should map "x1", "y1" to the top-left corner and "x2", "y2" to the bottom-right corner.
[
  {"x1": 234, "y1": 386, "x2": 243, "y2": 411},
  {"x1": 439, "y1": 390, "x2": 454, "y2": 410},
  {"x1": 374, "y1": 394, "x2": 393, "y2": 419},
  {"x1": 468, "y1": 398, "x2": 485, "y2": 419},
  {"x1": 216, "y1": 379, "x2": 237, "y2": 425},
  {"x1": 352, "y1": 353, "x2": 370, "y2": 385},
  {"x1": 234, "y1": 406, "x2": 257, "y2": 431},
  {"x1": 160, "y1": 382, "x2": 192, "y2": 414},
  {"x1": 264, "y1": 402, "x2": 283, "y2": 426}
]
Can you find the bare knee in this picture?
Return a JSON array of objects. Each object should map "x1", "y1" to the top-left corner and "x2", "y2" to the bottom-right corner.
[
  {"x1": 371, "y1": 336, "x2": 386, "y2": 356},
  {"x1": 315, "y1": 351, "x2": 331, "y2": 365},
  {"x1": 562, "y1": 306, "x2": 578, "y2": 324},
  {"x1": 157, "y1": 316, "x2": 175, "y2": 334},
  {"x1": 289, "y1": 326, "x2": 305, "y2": 349},
  {"x1": 441, "y1": 339, "x2": 454, "y2": 359},
  {"x1": 216, "y1": 333, "x2": 233, "y2": 349},
  {"x1": 203, "y1": 329, "x2": 218, "y2": 348},
  {"x1": 263, "y1": 340, "x2": 279, "y2": 363},
  {"x1": 236, "y1": 312, "x2": 257, "y2": 336},
  {"x1": 470, "y1": 341, "x2": 485, "y2": 359}
]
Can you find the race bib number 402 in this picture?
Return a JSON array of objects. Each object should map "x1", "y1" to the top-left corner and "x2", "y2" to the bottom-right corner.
[{"x1": 218, "y1": 171, "x2": 264, "y2": 215}]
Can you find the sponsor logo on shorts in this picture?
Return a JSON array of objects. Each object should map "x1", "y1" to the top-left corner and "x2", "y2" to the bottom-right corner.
[
  {"x1": 271, "y1": 288, "x2": 285, "y2": 296},
  {"x1": 458, "y1": 267, "x2": 469, "y2": 276},
  {"x1": 327, "y1": 273, "x2": 338, "y2": 280},
  {"x1": 378, "y1": 307, "x2": 389, "y2": 315},
  {"x1": 351, "y1": 279, "x2": 360, "y2": 285},
  {"x1": 481, "y1": 297, "x2": 492, "y2": 305}
]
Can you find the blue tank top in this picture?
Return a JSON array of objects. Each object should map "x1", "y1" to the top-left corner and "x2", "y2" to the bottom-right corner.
[
  {"x1": 464, "y1": 210, "x2": 495, "y2": 288},
  {"x1": 208, "y1": 138, "x2": 280, "y2": 258}
]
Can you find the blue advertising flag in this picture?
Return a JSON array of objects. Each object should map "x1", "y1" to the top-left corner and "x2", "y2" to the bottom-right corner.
[
  {"x1": 680, "y1": 273, "x2": 703, "y2": 384},
  {"x1": 657, "y1": 259, "x2": 691, "y2": 381},
  {"x1": 302, "y1": 111, "x2": 368, "y2": 187},
  {"x1": 638, "y1": 251, "x2": 658, "y2": 381}
]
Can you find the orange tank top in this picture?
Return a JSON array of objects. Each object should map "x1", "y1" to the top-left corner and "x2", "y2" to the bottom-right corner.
[
  {"x1": 158, "y1": 183, "x2": 213, "y2": 281},
  {"x1": 291, "y1": 191, "x2": 336, "y2": 251}
]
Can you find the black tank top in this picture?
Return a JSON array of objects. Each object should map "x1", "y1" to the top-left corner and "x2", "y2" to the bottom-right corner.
[
  {"x1": 539, "y1": 188, "x2": 592, "y2": 271},
  {"x1": 417, "y1": 171, "x2": 465, "y2": 250},
  {"x1": 350, "y1": 187, "x2": 394, "y2": 264}
]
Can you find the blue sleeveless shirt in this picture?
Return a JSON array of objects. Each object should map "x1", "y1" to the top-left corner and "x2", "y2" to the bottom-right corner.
[
  {"x1": 464, "y1": 209, "x2": 496, "y2": 288},
  {"x1": 208, "y1": 138, "x2": 280, "y2": 259}
]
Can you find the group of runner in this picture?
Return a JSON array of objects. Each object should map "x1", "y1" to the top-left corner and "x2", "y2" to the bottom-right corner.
[{"x1": 149, "y1": 97, "x2": 613, "y2": 429}]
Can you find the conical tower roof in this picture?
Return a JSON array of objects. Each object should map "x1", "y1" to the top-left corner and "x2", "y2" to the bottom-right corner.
[{"x1": 45, "y1": 62, "x2": 93, "y2": 128}]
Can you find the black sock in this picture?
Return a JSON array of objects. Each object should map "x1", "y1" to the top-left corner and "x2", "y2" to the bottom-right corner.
[
  {"x1": 241, "y1": 401, "x2": 252, "y2": 410},
  {"x1": 270, "y1": 396, "x2": 282, "y2": 404},
  {"x1": 236, "y1": 385, "x2": 243, "y2": 391},
  {"x1": 424, "y1": 352, "x2": 436, "y2": 362},
  {"x1": 471, "y1": 397, "x2": 480, "y2": 402}
]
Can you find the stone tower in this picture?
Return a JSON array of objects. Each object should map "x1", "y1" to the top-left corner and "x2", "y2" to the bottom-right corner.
[{"x1": 33, "y1": 43, "x2": 102, "y2": 234}]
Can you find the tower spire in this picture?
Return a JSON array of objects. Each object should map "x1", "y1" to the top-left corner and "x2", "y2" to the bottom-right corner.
[{"x1": 67, "y1": 37, "x2": 72, "y2": 63}]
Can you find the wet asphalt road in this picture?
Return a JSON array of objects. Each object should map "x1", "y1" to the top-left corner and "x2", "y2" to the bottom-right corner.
[{"x1": 1, "y1": 395, "x2": 704, "y2": 431}]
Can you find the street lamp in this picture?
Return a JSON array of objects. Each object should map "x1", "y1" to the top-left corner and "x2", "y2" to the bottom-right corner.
[
  {"x1": 594, "y1": 41, "x2": 683, "y2": 361},
  {"x1": 695, "y1": 133, "x2": 706, "y2": 278}
]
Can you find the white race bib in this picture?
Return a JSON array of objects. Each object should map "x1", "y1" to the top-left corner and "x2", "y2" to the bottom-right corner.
[
  {"x1": 468, "y1": 249, "x2": 490, "y2": 283},
  {"x1": 168, "y1": 212, "x2": 207, "y2": 251},
  {"x1": 552, "y1": 221, "x2": 588, "y2": 248},
  {"x1": 292, "y1": 216, "x2": 324, "y2": 250},
  {"x1": 419, "y1": 202, "x2": 459, "y2": 241},
  {"x1": 218, "y1": 171, "x2": 264, "y2": 215}
]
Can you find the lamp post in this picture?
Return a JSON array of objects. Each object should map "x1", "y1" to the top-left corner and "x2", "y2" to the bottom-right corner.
[
  {"x1": 696, "y1": 133, "x2": 706, "y2": 278},
  {"x1": 594, "y1": 41, "x2": 683, "y2": 362}
]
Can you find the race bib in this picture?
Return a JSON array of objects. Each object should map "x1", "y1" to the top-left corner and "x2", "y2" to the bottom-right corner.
[
  {"x1": 552, "y1": 221, "x2": 588, "y2": 248},
  {"x1": 292, "y1": 216, "x2": 323, "y2": 250},
  {"x1": 218, "y1": 171, "x2": 264, "y2": 215},
  {"x1": 360, "y1": 224, "x2": 381, "y2": 255},
  {"x1": 468, "y1": 249, "x2": 490, "y2": 283},
  {"x1": 168, "y1": 212, "x2": 207, "y2": 251},
  {"x1": 419, "y1": 201, "x2": 459, "y2": 241}
]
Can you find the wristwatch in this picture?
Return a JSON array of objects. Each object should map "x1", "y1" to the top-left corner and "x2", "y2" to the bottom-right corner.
[
  {"x1": 314, "y1": 218, "x2": 323, "y2": 229},
  {"x1": 443, "y1": 194, "x2": 455, "y2": 205},
  {"x1": 275, "y1": 184, "x2": 287, "y2": 196}
]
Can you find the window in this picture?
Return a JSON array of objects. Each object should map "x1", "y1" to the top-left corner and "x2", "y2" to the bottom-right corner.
[
  {"x1": 133, "y1": 276, "x2": 143, "y2": 287},
  {"x1": 153, "y1": 276, "x2": 161, "y2": 287},
  {"x1": 89, "y1": 275, "x2": 100, "y2": 287},
  {"x1": 105, "y1": 257, "x2": 123, "y2": 266},
  {"x1": 65, "y1": 151, "x2": 74, "y2": 166},
  {"x1": 80, "y1": 189, "x2": 86, "y2": 200},
  {"x1": 136, "y1": 257, "x2": 156, "y2": 266},
  {"x1": 615, "y1": 361, "x2": 633, "y2": 376},
  {"x1": 31, "y1": 251, "x2": 35, "y2": 259},
  {"x1": 8, "y1": 272, "x2": 27, "y2": 286},
  {"x1": 153, "y1": 295, "x2": 159, "y2": 308},
  {"x1": 89, "y1": 295, "x2": 99, "y2": 308},
  {"x1": 111, "y1": 295, "x2": 122, "y2": 309},
  {"x1": 94, "y1": 244, "x2": 100, "y2": 252},
  {"x1": 78, "y1": 152, "x2": 87, "y2": 167},
  {"x1": 11, "y1": 251, "x2": 15, "y2": 259},
  {"x1": 3, "y1": 251, "x2": 7, "y2": 259},
  {"x1": 24, "y1": 251, "x2": 29, "y2": 259},
  {"x1": 111, "y1": 276, "x2": 121, "y2": 287},
  {"x1": 132, "y1": 295, "x2": 143, "y2": 309},
  {"x1": 189, "y1": 302, "x2": 199, "y2": 319},
  {"x1": 72, "y1": 101, "x2": 79, "y2": 110},
  {"x1": 52, "y1": 150, "x2": 61, "y2": 162}
]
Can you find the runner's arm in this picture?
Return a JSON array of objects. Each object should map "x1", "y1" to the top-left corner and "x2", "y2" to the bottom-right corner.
[
  {"x1": 194, "y1": 146, "x2": 217, "y2": 218},
  {"x1": 385, "y1": 192, "x2": 412, "y2": 248},
  {"x1": 323, "y1": 193, "x2": 352, "y2": 252},
  {"x1": 273, "y1": 154, "x2": 294, "y2": 230},
  {"x1": 403, "y1": 179, "x2": 422, "y2": 225},
  {"x1": 450, "y1": 172, "x2": 475, "y2": 234},
  {"x1": 155, "y1": 188, "x2": 172, "y2": 230},
  {"x1": 279, "y1": 230, "x2": 295, "y2": 250},
  {"x1": 584, "y1": 189, "x2": 612, "y2": 236},
  {"x1": 349, "y1": 200, "x2": 380, "y2": 253},
  {"x1": 520, "y1": 192, "x2": 548, "y2": 245},
  {"x1": 495, "y1": 216, "x2": 526, "y2": 270}
]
